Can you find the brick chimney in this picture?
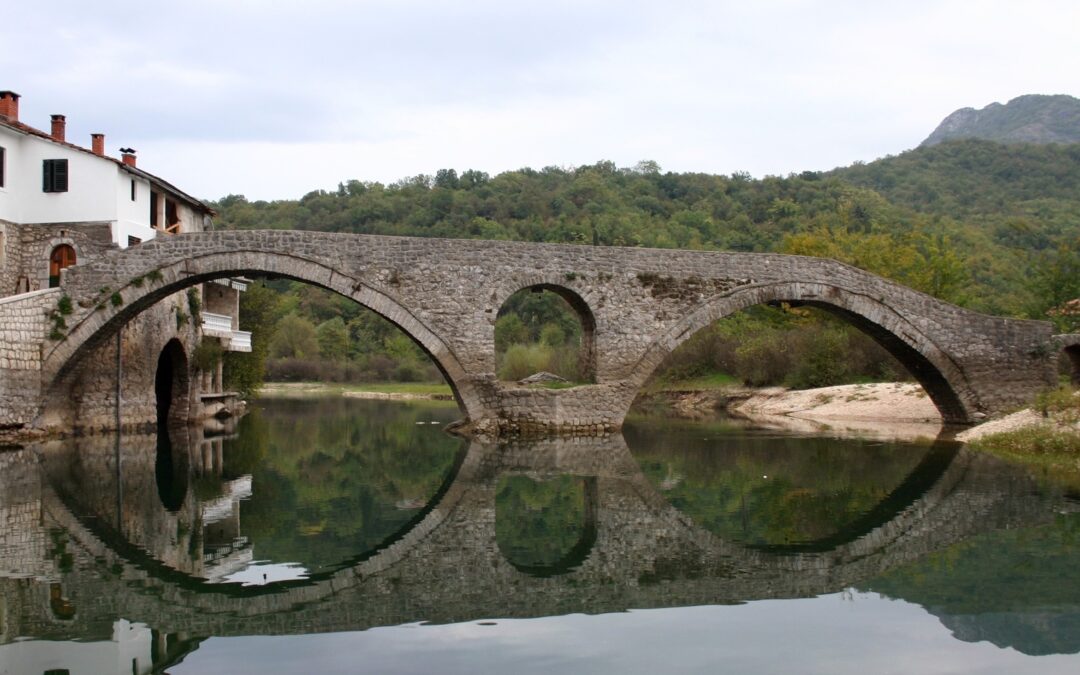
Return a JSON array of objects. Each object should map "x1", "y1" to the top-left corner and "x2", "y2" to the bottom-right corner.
[
  {"x1": 0, "y1": 91, "x2": 19, "y2": 121},
  {"x1": 91, "y1": 133, "x2": 105, "y2": 156},
  {"x1": 120, "y1": 147, "x2": 137, "y2": 167},
  {"x1": 50, "y1": 114, "x2": 66, "y2": 142}
]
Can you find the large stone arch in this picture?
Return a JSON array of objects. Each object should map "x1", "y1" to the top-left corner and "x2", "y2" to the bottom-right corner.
[
  {"x1": 40, "y1": 249, "x2": 481, "y2": 423},
  {"x1": 491, "y1": 275, "x2": 598, "y2": 381},
  {"x1": 629, "y1": 281, "x2": 979, "y2": 423}
]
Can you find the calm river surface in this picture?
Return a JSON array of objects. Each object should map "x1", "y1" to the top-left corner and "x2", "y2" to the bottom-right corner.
[{"x1": 2, "y1": 396, "x2": 1079, "y2": 674}]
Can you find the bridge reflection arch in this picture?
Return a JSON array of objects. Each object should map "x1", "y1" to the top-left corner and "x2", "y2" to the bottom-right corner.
[{"x1": 495, "y1": 475, "x2": 599, "y2": 576}]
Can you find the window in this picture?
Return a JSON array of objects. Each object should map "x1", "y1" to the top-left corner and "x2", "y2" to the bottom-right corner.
[
  {"x1": 49, "y1": 244, "x2": 76, "y2": 287},
  {"x1": 128, "y1": 235, "x2": 141, "y2": 247},
  {"x1": 130, "y1": 178, "x2": 136, "y2": 201},
  {"x1": 165, "y1": 198, "x2": 180, "y2": 233},
  {"x1": 0, "y1": 146, "x2": 5, "y2": 187},
  {"x1": 43, "y1": 159, "x2": 68, "y2": 193},
  {"x1": 150, "y1": 190, "x2": 159, "y2": 227}
]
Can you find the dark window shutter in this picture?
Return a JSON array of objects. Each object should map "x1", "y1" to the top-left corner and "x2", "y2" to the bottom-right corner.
[
  {"x1": 53, "y1": 159, "x2": 68, "y2": 192},
  {"x1": 43, "y1": 159, "x2": 69, "y2": 192}
]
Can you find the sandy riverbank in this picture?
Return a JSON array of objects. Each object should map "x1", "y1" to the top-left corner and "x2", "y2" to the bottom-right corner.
[
  {"x1": 725, "y1": 382, "x2": 945, "y2": 440},
  {"x1": 728, "y1": 382, "x2": 1080, "y2": 444},
  {"x1": 257, "y1": 382, "x2": 455, "y2": 401}
]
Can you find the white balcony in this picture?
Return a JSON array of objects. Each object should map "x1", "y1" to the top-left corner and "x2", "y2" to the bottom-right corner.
[
  {"x1": 201, "y1": 312, "x2": 252, "y2": 353},
  {"x1": 229, "y1": 331, "x2": 252, "y2": 352}
]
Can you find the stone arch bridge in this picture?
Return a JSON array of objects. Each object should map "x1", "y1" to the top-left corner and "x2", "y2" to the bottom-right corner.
[{"x1": 5, "y1": 231, "x2": 1071, "y2": 433}]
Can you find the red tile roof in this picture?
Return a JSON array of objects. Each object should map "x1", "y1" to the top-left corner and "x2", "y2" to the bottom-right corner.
[{"x1": 0, "y1": 116, "x2": 216, "y2": 216}]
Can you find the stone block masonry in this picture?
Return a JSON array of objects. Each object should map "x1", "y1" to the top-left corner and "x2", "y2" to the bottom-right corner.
[
  {"x1": 0, "y1": 288, "x2": 59, "y2": 428},
  {"x1": 2, "y1": 231, "x2": 1072, "y2": 436}
]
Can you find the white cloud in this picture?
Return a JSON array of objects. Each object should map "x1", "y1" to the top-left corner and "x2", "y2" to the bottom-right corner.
[{"x1": 3, "y1": 0, "x2": 1079, "y2": 198}]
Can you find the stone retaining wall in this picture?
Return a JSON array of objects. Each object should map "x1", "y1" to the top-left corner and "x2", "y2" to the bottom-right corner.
[{"x1": 0, "y1": 288, "x2": 58, "y2": 429}]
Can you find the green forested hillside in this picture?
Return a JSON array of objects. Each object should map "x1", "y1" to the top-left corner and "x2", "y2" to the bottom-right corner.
[{"x1": 212, "y1": 141, "x2": 1080, "y2": 390}]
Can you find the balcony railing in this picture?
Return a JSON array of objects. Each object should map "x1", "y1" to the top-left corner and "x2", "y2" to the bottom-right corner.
[
  {"x1": 201, "y1": 312, "x2": 252, "y2": 352},
  {"x1": 229, "y1": 331, "x2": 252, "y2": 352},
  {"x1": 202, "y1": 312, "x2": 234, "y2": 335}
]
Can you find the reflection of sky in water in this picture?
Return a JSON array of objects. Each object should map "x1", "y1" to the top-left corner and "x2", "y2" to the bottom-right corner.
[
  {"x1": 170, "y1": 592, "x2": 1079, "y2": 675},
  {"x1": 223, "y1": 561, "x2": 309, "y2": 586}
]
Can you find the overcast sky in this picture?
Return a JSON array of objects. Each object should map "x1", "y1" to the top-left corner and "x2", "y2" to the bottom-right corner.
[{"x1": 4, "y1": 0, "x2": 1078, "y2": 201}]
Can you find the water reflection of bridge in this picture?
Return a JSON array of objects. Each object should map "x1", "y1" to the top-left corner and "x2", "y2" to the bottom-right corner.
[{"x1": 1, "y1": 427, "x2": 1073, "y2": 655}]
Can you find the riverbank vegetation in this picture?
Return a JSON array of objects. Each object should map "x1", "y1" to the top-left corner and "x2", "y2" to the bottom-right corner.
[{"x1": 967, "y1": 387, "x2": 1080, "y2": 489}]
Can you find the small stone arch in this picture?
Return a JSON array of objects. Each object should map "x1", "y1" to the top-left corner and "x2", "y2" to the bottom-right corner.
[
  {"x1": 630, "y1": 281, "x2": 977, "y2": 423},
  {"x1": 492, "y1": 278, "x2": 598, "y2": 382},
  {"x1": 155, "y1": 338, "x2": 190, "y2": 428},
  {"x1": 42, "y1": 249, "x2": 481, "y2": 424}
]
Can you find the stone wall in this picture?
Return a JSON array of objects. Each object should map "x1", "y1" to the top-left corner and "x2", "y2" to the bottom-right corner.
[
  {"x1": 2, "y1": 221, "x2": 114, "y2": 295},
  {"x1": 0, "y1": 220, "x2": 15, "y2": 295},
  {"x1": 0, "y1": 288, "x2": 58, "y2": 429},
  {"x1": 38, "y1": 294, "x2": 203, "y2": 434}
]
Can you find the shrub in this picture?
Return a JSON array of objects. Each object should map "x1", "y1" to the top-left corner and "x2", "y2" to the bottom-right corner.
[
  {"x1": 786, "y1": 326, "x2": 851, "y2": 389},
  {"x1": 539, "y1": 322, "x2": 566, "y2": 347},
  {"x1": 733, "y1": 333, "x2": 790, "y2": 386},
  {"x1": 498, "y1": 344, "x2": 554, "y2": 381},
  {"x1": 192, "y1": 339, "x2": 224, "y2": 372}
]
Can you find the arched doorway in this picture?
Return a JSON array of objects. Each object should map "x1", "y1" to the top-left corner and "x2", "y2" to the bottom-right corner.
[
  {"x1": 49, "y1": 244, "x2": 76, "y2": 288},
  {"x1": 155, "y1": 339, "x2": 190, "y2": 429}
]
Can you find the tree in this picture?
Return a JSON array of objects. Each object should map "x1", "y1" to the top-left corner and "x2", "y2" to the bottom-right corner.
[
  {"x1": 1029, "y1": 241, "x2": 1080, "y2": 331},
  {"x1": 270, "y1": 314, "x2": 319, "y2": 359},
  {"x1": 224, "y1": 281, "x2": 283, "y2": 395},
  {"x1": 317, "y1": 317, "x2": 349, "y2": 362},
  {"x1": 494, "y1": 313, "x2": 529, "y2": 349}
]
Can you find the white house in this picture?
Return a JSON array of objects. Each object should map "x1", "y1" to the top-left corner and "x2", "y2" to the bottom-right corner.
[
  {"x1": 0, "y1": 89, "x2": 249, "y2": 431},
  {"x1": 0, "y1": 89, "x2": 219, "y2": 289}
]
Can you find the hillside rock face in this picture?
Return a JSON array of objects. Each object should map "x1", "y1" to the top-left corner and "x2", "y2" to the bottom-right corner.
[{"x1": 921, "y1": 94, "x2": 1080, "y2": 147}]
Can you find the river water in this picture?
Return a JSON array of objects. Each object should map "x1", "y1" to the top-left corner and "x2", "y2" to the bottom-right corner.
[{"x1": 1, "y1": 396, "x2": 1079, "y2": 674}]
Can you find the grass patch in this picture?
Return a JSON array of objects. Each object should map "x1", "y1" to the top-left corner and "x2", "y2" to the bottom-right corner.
[
  {"x1": 1035, "y1": 385, "x2": 1080, "y2": 420},
  {"x1": 970, "y1": 425, "x2": 1080, "y2": 490},
  {"x1": 521, "y1": 380, "x2": 582, "y2": 389},
  {"x1": 260, "y1": 381, "x2": 454, "y2": 397}
]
